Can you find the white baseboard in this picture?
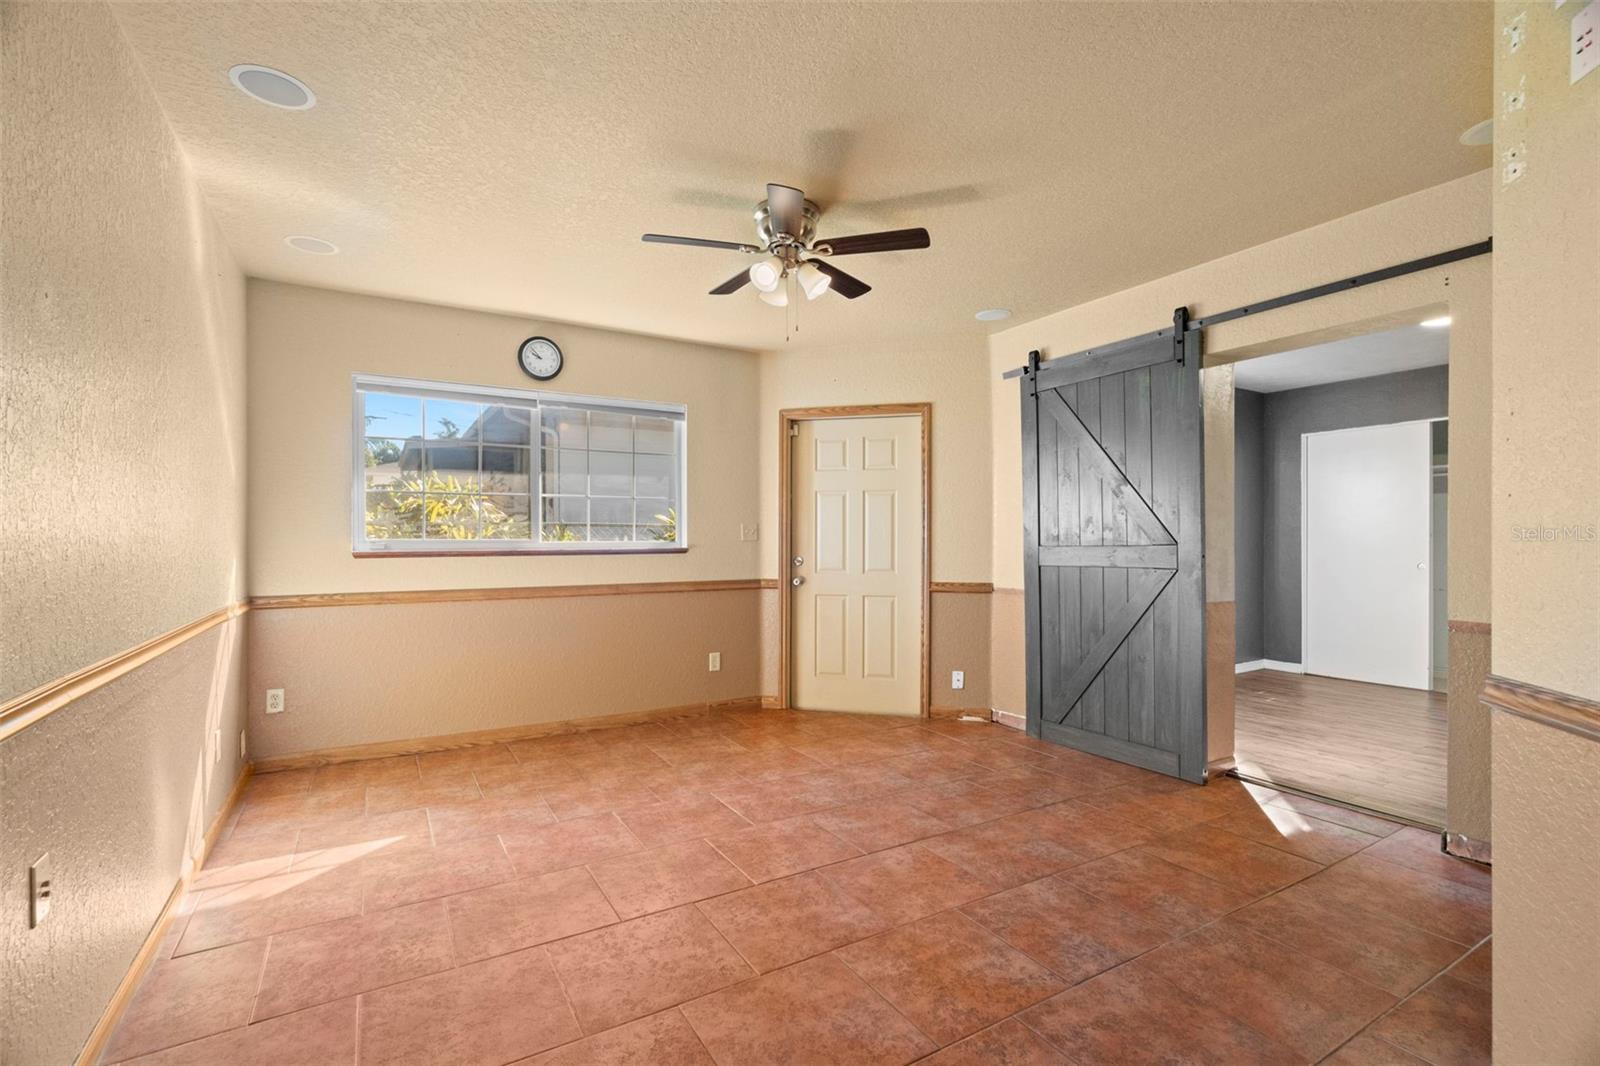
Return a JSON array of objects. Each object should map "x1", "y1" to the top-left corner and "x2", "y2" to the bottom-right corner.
[{"x1": 1236, "y1": 659, "x2": 1305, "y2": 674}]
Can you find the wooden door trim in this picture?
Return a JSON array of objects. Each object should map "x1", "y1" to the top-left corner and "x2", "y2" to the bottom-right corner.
[{"x1": 778, "y1": 403, "x2": 932, "y2": 718}]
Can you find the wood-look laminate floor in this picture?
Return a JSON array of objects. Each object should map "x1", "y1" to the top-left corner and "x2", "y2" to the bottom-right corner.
[{"x1": 1233, "y1": 670, "x2": 1447, "y2": 828}]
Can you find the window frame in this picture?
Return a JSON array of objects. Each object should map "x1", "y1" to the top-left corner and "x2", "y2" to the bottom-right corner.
[{"x1": 351, "y1": 373, "x2": 688, "y2": 556}]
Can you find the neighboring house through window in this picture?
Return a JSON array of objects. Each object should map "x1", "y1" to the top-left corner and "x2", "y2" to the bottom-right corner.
[{"x1": 354, "y1": 375, "x2": 685, "y2": 552}]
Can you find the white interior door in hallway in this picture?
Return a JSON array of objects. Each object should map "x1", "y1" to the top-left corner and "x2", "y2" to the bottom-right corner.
[
  {"x1": 789, "y1": 415, "x2": 923, "y2": 715},
  {"x1": 1302, "y1": 419, "x2": 1433, "y2": 690}
]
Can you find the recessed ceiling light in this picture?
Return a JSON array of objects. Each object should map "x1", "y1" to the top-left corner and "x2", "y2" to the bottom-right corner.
[
  {"x1": 975, "y1": 308, "x2": 1011, "y2": 322},
  {"x1": 1420, "y1": 315, "x2": 1451, "y2": 329},
  {"x1": 1459, "y1": 119, "x2": 1492, "y2": 146},
  {"x1": 285, "y1": 235, "x2": 338, "y2": 255},
  {"x1": 229, "y1": 64, "x2": 316, "y2": 110}
]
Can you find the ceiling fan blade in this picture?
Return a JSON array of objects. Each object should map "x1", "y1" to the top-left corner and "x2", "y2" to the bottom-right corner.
[
  {"x1": 814, "y1": 227, "x2": 930, "y2": 256},
  {"x1": 811, "y1": 259, "x2": 872, "y2": 299},
  {"x1": 642, "y1": 233, "x2": 762, "y2": 253},
  {"x1": 766, "y1": 183, "x2": 806, "y2": 239},
  {"x1": 709, "y1": 270, "x2": 752, "y2": 295}
]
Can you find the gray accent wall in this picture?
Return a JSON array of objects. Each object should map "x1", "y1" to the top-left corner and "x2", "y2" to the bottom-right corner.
[{"x1": 1234, "y1": 365, "x2": 1448, "y2": 664}]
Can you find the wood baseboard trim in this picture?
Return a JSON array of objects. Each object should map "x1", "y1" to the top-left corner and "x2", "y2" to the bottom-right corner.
[
  {"x1": 1447, "y1": 619, "x2": 1491, "y2": 635},
  {"x1": 251, "y1": 579, "x2": 776, "y2": 611},
  {"x1": 1481, "y1": 673, "x2": 1600, "y2": 743},
  {"x1": 74, "y1": 763, "x2": 252, "y2": 1066},
  {"x1": 929, "y1": 582, "x2": 995, "y2": 594},
  {"x1": 254, "y1": 698, "x2": 771, "y2": 772},
  {"x1": 1, "y1": 603, "x2": 247, "y2": 743}
]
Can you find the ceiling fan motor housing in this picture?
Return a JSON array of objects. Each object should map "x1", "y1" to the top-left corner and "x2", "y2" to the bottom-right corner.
[{"x1": 754, "y1": 198, "x2": 821, "y2": 253}]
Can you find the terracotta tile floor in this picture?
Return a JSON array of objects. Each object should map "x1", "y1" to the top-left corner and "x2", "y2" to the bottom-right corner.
[{"x1": 104, "y1": 708, "x2": 1492, "y2": 1065}]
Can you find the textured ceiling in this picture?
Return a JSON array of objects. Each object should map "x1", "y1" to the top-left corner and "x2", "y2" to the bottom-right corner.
[
  {"x1": 112, "y1": 1, "x2": 1491, "y2": 351},
  {"x1": 1234, "y1": 322, "x2": 1450, "y2": 393}
]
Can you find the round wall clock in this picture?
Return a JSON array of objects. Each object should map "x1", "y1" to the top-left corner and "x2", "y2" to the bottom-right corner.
[{"x1": 517, "y1": 336, "x2": 563, "y2": 381}]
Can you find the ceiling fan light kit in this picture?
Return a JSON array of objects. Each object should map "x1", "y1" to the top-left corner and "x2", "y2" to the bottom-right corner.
[
  {"x1": 642, "y1": 182, "x2": 930, "y2": 309},
  {"x1": 796, "y1": 261, "x2": 832, "y2": 300},
  {"x1": 749, "y1": 256, "x2": 785, "y2": 292}
]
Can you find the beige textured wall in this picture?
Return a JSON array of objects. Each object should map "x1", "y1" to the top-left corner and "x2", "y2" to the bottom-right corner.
[
  {"x1": 987, "y1": 172, "x2": 1494, "y2": 829},
  {"x1": 246, "y1": 281, "x2": 762, "y2": 596},
  {"x1": 1, "y1": 4, "x2": 247, "y2": 701},
  {"x1": 1490, "y1": 4, "x2": 1600, "y2": 1061},
  {"x1": 757, "y1": 336, "x2": 993, "y2": 583},
  {"x1": 0, "y1": 5, "x2": 248, "y2": 1063},
  {"x1": 248, "y1": 591, "x2": 763, "y2": 759},
  {"x1": 1490, "y1": 6, "x2": 1600, "y2": 700}
]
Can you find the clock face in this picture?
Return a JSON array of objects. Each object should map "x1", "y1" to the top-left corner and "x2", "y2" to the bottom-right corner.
[{"x1": 518, "y1": 336, "x2": 563, "y2": 380}]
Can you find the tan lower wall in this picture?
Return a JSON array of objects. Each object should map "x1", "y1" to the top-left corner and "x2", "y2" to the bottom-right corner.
[
  {"x1": 1206, "y1": 602, "x2": 1236, "y2": 766},
  {"x1": 247, "y1": 590, "x2": 764, "y2": 760},
  {"x1": 1446, "y1": 624, "x2": 1492, "y2": 847},
  {"x1": 0, "y1": 618, "x2": 248, "y2": 1066},
  {"x1": 989, "y1": 589, "x2": 1026, "y2": 719},
  {"x1": 1491, "y1": 712, "x2": 1600, "y2": 1064},
  {"x1": 930, "y1": 592, "x2": 992, "y2": 712}
]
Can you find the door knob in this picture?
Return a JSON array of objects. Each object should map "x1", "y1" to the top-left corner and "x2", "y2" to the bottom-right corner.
[{"x1": 792, "y1": 576, "x2": 805, "y2": 587}]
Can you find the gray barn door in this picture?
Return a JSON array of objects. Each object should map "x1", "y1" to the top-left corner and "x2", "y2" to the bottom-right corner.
[{"x1": 1020, "y1": 315, "x2": 1206, "y2": 782}]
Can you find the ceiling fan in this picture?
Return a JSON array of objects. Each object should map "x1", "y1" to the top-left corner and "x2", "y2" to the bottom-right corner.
[{"x1": 641, "y1": 183, "x2": 930, "y2": 306}]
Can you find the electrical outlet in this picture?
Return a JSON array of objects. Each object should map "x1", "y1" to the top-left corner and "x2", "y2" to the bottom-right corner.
[
  {"x1": 265, "y1": 688, "x2": 285, "y2": 714},
  {"x1": 739, "y1": 523, "x2": 759, "y2": 542},
  {"x1": 951, "y1": 670, "x2": 965, "y2": 690},
  {"x1": 29, "y1": 853, "x2": 51, "y2": 928},
  {"x1": 708, "y1": 652, "x2": 722, "y2": 672}
]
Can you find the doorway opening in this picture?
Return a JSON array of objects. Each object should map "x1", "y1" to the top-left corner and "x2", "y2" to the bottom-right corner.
[
  {"x1": 1229, "y1": 321, "x2": 1449, "y2": 825},
  {"x1": 778, "y1": 405, "x2": 930, "y2": 717}
]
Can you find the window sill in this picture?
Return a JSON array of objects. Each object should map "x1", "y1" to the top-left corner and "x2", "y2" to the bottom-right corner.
[{"x1": 353, "y1": 546, "x2": 690, "y2": 558}]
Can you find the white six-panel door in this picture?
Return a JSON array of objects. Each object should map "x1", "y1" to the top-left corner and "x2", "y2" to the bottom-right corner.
[
  {"x1": 790, "y1": 416, "x2": 922, "y2": 714},
  {"x1": 1302, "y1": 420, "x2": 1433, "y2": 690}
]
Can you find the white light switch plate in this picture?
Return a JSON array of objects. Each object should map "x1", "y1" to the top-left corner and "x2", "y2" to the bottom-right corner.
[
  {"x1": 1574, "y1": 2, "x2": 1597, "y2": 84},
  {"x1": 708, "y1": 652, "x2": 721, "y2": 672}
]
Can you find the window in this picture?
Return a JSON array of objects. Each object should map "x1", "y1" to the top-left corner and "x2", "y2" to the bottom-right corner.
[{"x1": 354, "y1": 375, "x2": 685, "y2": 552}]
